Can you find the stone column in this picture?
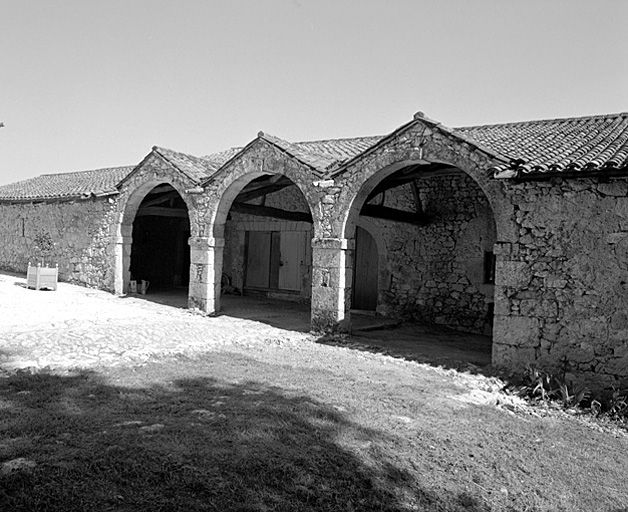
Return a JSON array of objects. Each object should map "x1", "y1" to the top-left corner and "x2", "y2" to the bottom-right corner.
[
  {"x1": 188, "y1": 236, "x2": 224, "y2": 313},
  {"x1": 310, "y1": 237, "x2": 354, "y2": 333},
  {"x1": 111, "y1": 221, "x2": 133, "y2": 296}
]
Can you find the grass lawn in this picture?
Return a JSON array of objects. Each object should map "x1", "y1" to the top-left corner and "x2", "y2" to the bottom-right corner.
[{"x1": 1, "y1": 339, "x2": 627, "y2": 511}]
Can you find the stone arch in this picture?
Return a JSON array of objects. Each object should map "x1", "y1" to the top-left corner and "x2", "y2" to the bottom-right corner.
[
  {"x1": 340, "y1": 156, "x2": 500, "y2": 334},
  {"x1": 193, "y1": 146, "x2": 321, "y2": 315},
  {"x1": 309, "y1": 125, "x2": 516, "y2": 333},
  {"x1": 340, "y1": 157, "x2": 512, "y2": 244},
  {"x1": 206, "y1": 156, "x2": 321, "y2": 239},
  {"x1": 114, "y1": 175, "x2": 197, "y2": 298}
]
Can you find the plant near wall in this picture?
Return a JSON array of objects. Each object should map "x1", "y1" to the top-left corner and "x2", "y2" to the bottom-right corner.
[
  {"x1": 517, "y1": 365, "x2": 590, "y2": 409},
  {"x1": 514, "y1": 366, "x2": 628, "y2": 431},
  {"x1": 32, "y1": 229, "x2": 55, "y2": 266},
  {"x1": 607, "y1": 387, "x2": 628, "y2": 420},
  {"x1": 555, "y1": 380, "x2": 590, "y2": 409}
]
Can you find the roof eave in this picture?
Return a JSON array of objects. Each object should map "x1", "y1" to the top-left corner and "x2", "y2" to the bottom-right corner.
[
  {"x1": 505, "y1": 166, "x2": 628, "y2": 182},
  {"x1": 0, "y1": 193, "x2": 106, "y2": 205}
]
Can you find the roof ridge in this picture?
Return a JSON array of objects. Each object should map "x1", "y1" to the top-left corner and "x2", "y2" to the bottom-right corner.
[
  {"x1": 154, "y1": 145, "x2": 202, "y2": 158},
  {"x1": 457, "y1": 112, "x2": 628, "y2": 130},
  {"x1": 40, "y1": 165, "x2": 134, "y2": 178},
  {"x1": 294, "y1": 134, "x2": 382, "y2": 145}
]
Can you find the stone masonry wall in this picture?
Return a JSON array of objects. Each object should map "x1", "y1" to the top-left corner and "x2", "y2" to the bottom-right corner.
[
  {"x1": 0, "y1": 197, "x2": 119, "y2": 290},
  {"x1": 493, "y1": 178, "x2": 628, "y2": 391},
  {"x1": 365, "y1": 174, "x2": 496, "y2": 333}
]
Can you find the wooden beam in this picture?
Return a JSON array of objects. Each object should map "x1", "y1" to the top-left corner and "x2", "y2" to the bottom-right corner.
[
  {"x1": 231, "y1": 202, "x2": 313, "y2": 223},
  {"x1": 146, "y1": 184, "x2": 175, "y2": 195},
  {"x1": 365, "y1": 167, "x2": 463, "y2": 203},
  {"x1": 361, "y1": 204, "x2": 429, "y2": 226},
  {"x1": 411, "y1": 180, "x2": 423, "y2": 215},
  {"x1": 235, "y1": 182, "x2": 293, "y2": 203},
  {"x1": 140, "y1": 190, "x2": 181, "y2": 208},
  {"x1": 136, "y1": 207, "x2": 189, "y2": 218}
]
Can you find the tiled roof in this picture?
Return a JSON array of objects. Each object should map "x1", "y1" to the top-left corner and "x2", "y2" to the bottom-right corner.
[
  {"x1": 203, "y1": 147, "x2": 242, "y2": 168},
  {"x1": 455, "y1": 112, "x2": 628, "y2": 178},
  {"x1": 293, "y1": 136, "x2": 383, "y2": 171},
  {"x1": 3, "y1": 112, "x2": 628, "y2": 201},
  {"x1": 153, "y1": 146, "x2": 219, "y2": 183},
  {"x1": 203, "y1": 134, "x2": 383, "y2": 177},
  {"x1": 0, "y1": 166, "x2": 134, "y2": 202}
]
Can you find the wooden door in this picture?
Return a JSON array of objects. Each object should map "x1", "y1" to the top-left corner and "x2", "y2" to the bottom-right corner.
[
  {"x1": 245, "y1": 231, "x2": 271, "y2": 288},
  {"x1": 278, "y1": 231, "x2": 305, "y2": 291},
  {"x1": 352, "y1": 227, "x2": 379, "y2": 311}
]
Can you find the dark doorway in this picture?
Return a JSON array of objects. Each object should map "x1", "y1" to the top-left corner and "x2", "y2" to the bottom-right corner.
[
  {"x1": 352, "y1": 226, "x2": 379, "y2": 311},
  {"x1": 131, "y1": 185, "x2": 190, "y2": 291}
]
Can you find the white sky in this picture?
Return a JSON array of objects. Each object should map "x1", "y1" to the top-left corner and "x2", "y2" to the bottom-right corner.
[{"x1": 1, "y1": 0, "x2": 627, "y2": 186}]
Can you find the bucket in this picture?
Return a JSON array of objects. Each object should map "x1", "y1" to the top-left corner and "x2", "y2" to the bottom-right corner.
[{"x1": 138, "y1": 280, "x2": 150, "y2": 295}]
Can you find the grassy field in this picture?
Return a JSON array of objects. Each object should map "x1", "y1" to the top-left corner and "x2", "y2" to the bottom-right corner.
[{"x1": 1, "y1": 339, "x2": 627, "y2": 512}]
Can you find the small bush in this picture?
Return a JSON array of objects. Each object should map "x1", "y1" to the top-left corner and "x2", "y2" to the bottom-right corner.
[
  {"x1": 515, "y1": 366, "x2": 628, "y2": 424},
  {"x1": 32, "y1": 230, "x2": 55, "y2": 265}
]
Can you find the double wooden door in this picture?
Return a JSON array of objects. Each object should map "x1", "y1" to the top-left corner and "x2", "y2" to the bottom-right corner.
[{"x1": 245, "y1": 231, "x2": 306, "y2": 292}]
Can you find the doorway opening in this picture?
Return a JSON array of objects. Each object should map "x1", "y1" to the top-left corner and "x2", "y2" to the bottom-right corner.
[
  {"x1": 130, "y1": 184, "x2": 190, "y2": 301},
  {"x1": 219, "y1": 174, "x2": 314, "y2": 323},
  {"x1": 352, "y1": 226, "x2": 379, "y2": 312}
]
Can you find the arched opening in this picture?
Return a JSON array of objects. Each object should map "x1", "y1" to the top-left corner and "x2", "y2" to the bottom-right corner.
[
  {"x1": 352, "y1": 226, "x2": 379, "y2": 312},
  {"x1": 129, "y1": 183, "x2": 190, "y2": 305},
  {"x1": 213, "y1": 173, "x2": 315, "y2": 331},
  {"x1": 345, "y1": 162, "x2": 496, "y2": 365}
]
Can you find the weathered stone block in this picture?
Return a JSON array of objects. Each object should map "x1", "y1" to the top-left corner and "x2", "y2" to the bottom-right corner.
[
  {"x1": 188, "y1": 281, "x2": 212, "y2": 301},
  {"x1": 312, "y1": 285, "x2": 343, "y2": 311},
  {"x1": 310, "y1": 308, "x2": 349, "y2": 333},
  {"x1": 610, "y1": 312, "x2": 628, "y2": 330},
  {"x1": 493, "y1": 315, "x2": 540, "y2": 348},
  {"x1": 495, "y1": 261, "x2": 530, "y2": 288},
  {"x1": 605, "y1": 232, "x2": 628, "y2": 244},
  {"x1": 312, "y1": 248, "x2": 345, "y2": 269},
  {"x1": 492, "y1": 342, "x2": 537, "y2": 371},
  {"x1": 598, "y1": 182, "x2": 628, "y2": 197}
]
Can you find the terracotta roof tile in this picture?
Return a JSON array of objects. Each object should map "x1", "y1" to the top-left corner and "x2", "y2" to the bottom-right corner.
[
  {"x1": 203, "y1": 134, "x2": 383, "y2": 176},
  {"x1": 153, "y1": 147, "x2": 218, "y2": 183},
  {"x1": 293, "y1": 136, "x2": 382, "y2": 171},
  {"x1": 3, "y1": 112, "x2": 628, "y2": 200},
  {"x1": 454, "y1": 112, "x2": 628, "y2": 178},
  {"x1": 203, "y1": 147, "x2": 241, "y2": 168},
  {"x1": 0, "y1": 166, "x2": 134, "y2": 202}
]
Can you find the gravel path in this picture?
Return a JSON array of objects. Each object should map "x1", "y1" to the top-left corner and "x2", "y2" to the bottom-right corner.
[{"x1": 0, "y1": 272, "x2": 313, "y2": 371}]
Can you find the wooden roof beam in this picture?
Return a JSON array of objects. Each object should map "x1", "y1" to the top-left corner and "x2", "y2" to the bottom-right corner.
[
  {"x1": 360, "y1": 204, "x2": 429, "y2": 226},
  {"x1": 231, "y1": 202, "x2": 313, "y2": 223}
]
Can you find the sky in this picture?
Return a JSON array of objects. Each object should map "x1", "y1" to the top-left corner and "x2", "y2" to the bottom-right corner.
[{"x1": 1, "y1": 0, "x2": 627, "y2": 186}]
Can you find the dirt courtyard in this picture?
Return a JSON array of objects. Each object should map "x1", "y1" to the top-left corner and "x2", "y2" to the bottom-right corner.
[{"x1": 0, "y1": 271, "x2": 491, "y2": 373}]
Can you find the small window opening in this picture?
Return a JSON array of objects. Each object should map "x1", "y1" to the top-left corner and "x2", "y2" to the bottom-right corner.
[{"x1": 483, "y1": 251, "x2": 496, "y2": 284}]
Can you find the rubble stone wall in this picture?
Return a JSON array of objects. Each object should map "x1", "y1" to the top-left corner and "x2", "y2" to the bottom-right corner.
[
  {"x1": 364, "y1": 174, "x2": 495, "y2": 333},
  {"x1": 493, "y1": 178, "x2": 628, "y2": 390},
  {"x1": 0, "y1": 197, "x2": 119, "y2": 290}
]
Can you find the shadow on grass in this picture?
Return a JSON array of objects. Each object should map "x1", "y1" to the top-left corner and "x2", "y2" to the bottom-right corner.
[{"x1": 0, "y1": 369, "x2": 491, "y2": 512}]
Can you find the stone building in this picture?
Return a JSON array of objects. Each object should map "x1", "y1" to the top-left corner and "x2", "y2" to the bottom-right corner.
[{"x1": 1, "y1": 111, "x2": 628, "y2": 390}]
